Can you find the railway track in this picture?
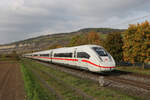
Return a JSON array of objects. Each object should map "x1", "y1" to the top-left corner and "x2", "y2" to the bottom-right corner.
[
  {"x1": 107, "y1": 76, "x2": 150, "y2": 91},
  {"x1": 35, "y1": 60, "x2": 150, "y2": 100}
]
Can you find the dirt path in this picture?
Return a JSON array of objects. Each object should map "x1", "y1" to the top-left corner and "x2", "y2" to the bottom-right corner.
[{"x1": 0, "y1": 61, "x2": 25, "y2": 100}]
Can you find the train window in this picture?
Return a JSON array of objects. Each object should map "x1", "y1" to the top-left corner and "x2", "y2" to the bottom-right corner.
[
  {"x1": 92, "y1": 47, "x2": 108, "y2": 56},
  {"x1": 64, "y1": 53, "x2": 72, "y2": 57},
  {"x1": 54, "y1": 53, "x2": 72, "y2": 58},
  {"x1": 54, "y1": 53, "x2": 60, "y2": 57},
  {"x1": 40, "y1": 54, "x2": 49, "y2": 57},
  {"x1": 77, "y1": 52, "x2": 90, "y2": 59}
]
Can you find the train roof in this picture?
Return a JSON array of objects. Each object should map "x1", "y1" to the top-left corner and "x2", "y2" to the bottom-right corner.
[
  {"x1": 70, "y1": 44, "x2": 102, "y2": 48},
  {"x1": 25, "y1": 44, "x2": 103, "y2": 55},
  {"x1": 50, "y1": 44, "x2": 102, "y2": 51}
]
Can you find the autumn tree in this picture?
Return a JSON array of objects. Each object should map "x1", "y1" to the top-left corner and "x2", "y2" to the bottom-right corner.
[
  {"x1": 123, "y1": 20, "x2": 150, "y2": 65},
  {"x1": 55, "y1": 45, "x2": 62, "y2": 48},
  {"x1": 69, "y1": 31, "x2": 103, "y2": 46},
  {"x1": 104, "y1": 32, "x2": 123, "y2": 62},
  {"x1": 85, "y1": 31, "x2": 103, "y2": 45}
]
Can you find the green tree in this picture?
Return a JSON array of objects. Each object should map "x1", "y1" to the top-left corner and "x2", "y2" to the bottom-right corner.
[
  {"x1": 48, "y1": 44, "x2": 63, "y2": 49},
  {"x1": 69, "y1": 35, "x2": 85, "y2": 46},
  {"x1": 104, "y1": 32, "x2": 123, "y2": 62},
  {"x1": 123, "y1": 21, "x2": 150, "y2": 65}
]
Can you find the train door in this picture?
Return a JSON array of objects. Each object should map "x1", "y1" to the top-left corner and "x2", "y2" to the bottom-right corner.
[
  {"x1": 72, "y1": 48, "x2": 77, "y2": 67},
  {"x1": 76, "y1": 50, "x2": 90, "y2": 70},
  {"x1": 50, "y1": 51, "x2": 53, "y2": 63}
]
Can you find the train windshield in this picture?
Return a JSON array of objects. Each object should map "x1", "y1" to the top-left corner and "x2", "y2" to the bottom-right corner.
[{"x1": 92, "y1": 47, "x2": 108, "y2": 56}]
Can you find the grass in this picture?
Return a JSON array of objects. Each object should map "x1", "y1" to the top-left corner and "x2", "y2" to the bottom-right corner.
[
  {"x1": 23, "y1": 58, "x2": 143, "y2": 100},
  {"x1": 24, "y1": 59, "x2": 87, "y2": 100},
  {"x1": 37, "y1": 68, "x2": 85, "y2": 100},
  {"x1": 20, "y1": 60, "x2": 56, "y2": 100},
  {"x1": 117, "y1": 66, "x2": 150, "y2": 75},
  {"x1": 0, "y1": 57, "x2": 16, "y2": 61}
]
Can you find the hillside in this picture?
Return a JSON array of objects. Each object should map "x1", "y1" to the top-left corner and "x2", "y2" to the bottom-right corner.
[{"x1": 0, "y1": 28, "x2": 124, "y2": 54}]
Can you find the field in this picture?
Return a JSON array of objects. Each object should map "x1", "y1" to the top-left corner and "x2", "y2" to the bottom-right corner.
[
  {"x1": 0, "y1": 58, "x2": 150, "y2": 100},
  {"x1": 0, "y1": 59, "x2": 25, "y2": 100}
]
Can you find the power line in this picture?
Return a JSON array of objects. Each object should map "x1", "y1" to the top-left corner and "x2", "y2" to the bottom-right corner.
[{"x1": 109, "y1": 14, "x2": 150, "y2": 27}]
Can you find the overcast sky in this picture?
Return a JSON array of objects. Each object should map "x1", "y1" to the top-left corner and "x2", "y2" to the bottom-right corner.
[{"x1": 0, "y1": 0, "x2": 150, "y2": 44}]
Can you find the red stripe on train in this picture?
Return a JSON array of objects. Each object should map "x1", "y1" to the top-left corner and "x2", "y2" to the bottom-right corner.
[
  {"x1": 51, "y1": 57, "x2": 78, "y2": 61},
  {"x1": 81, "y1": 59, "x2": 115, "y2": 68},
  {"x1": 32, "y1": 56, "x2": 115, "y2": 68}
]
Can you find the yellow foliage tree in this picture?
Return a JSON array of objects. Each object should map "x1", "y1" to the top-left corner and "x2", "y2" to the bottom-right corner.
[{"x1": 123, "y1": 20, "x2": 150, "y2": 65}]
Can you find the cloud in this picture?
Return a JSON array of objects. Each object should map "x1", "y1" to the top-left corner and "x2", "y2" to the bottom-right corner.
[{"x1": 0, "y1": 0, "x2": 150, "y2": 44}]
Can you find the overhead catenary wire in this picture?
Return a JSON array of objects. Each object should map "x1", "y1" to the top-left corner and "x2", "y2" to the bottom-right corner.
[{"x1": 108, "y1": 14, "x2": 150, "y2": 28}]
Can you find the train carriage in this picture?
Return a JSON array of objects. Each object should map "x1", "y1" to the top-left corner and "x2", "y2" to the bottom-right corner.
[{"x1": 24, "y1": 45, "x2": 115, "y2": 72}]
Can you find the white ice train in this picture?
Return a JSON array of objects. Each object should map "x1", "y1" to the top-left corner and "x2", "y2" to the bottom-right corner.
[{"x1": 24, "y1": 45, "x2": 115, "y2": 72}]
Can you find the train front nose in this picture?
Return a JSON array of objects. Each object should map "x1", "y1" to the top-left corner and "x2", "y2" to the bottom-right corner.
[
  {"x1": 99, "y1": 57, "x2": 116, "y2": 71},
  {"x1": 91, "y1": 46, "x2": 116, "y2": 72}
]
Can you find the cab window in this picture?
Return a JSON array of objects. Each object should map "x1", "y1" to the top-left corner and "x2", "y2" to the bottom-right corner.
[{"x1": 92, "y1": 47, "x2": 108, "y2": 56}]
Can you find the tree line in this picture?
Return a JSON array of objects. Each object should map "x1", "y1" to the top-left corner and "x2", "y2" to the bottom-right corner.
[
  {"x1": 0, "y1": 50, "x2": 20, "y2": 60},
  {"x1": 69, "y1": 21, "x2": 150, "y2": 64},
  {"x1": 4, "y1": 21, "x2": 148, "y2": 64}
]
